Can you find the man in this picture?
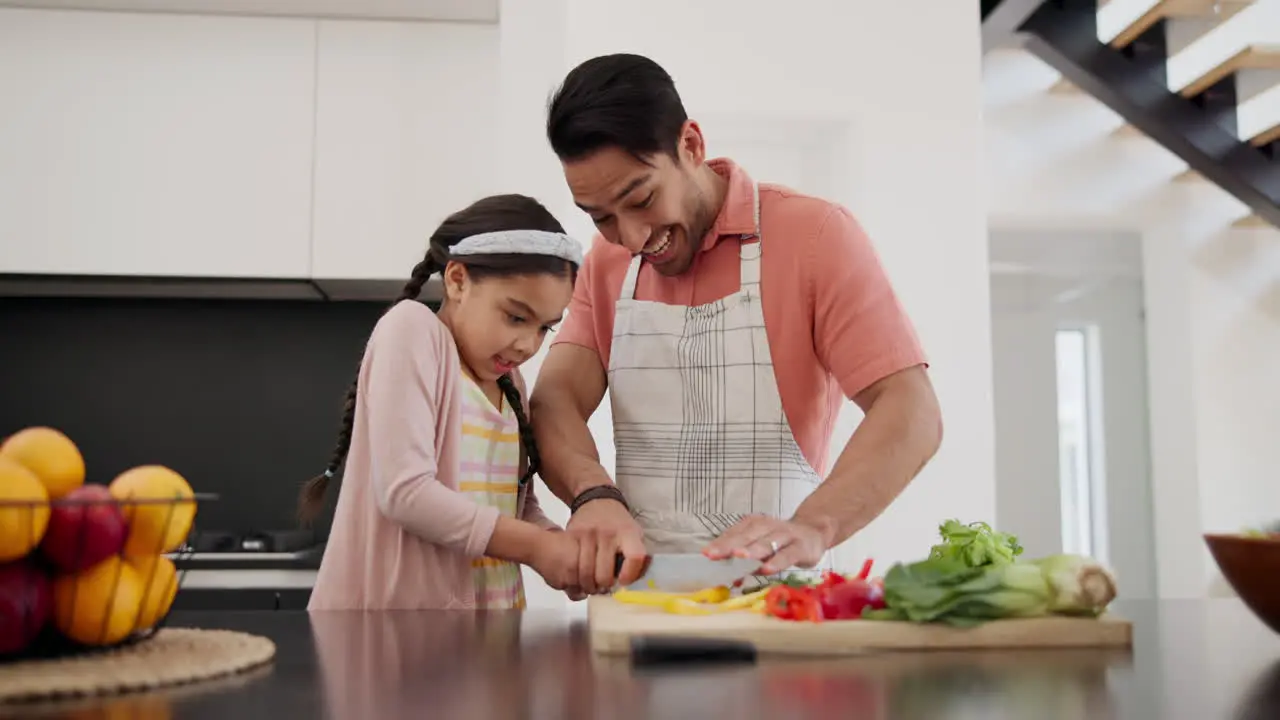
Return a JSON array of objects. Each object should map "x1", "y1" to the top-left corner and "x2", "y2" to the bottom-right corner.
[{"x1": 529, "y1": 53, "x2": 943, "y2": 596}]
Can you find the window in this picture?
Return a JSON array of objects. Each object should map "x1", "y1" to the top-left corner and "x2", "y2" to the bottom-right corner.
[{"x1": 1055, "y1": 327, "x2": 1108, "y2": 562}]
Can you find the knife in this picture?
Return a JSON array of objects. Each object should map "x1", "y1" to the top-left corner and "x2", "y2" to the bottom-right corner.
[
  {"x1": 613, "y1": 553, "x2": 760, "y2": 593},
  {"x1": 630, "y1": 635, "x2": 758, "y2": 667}
]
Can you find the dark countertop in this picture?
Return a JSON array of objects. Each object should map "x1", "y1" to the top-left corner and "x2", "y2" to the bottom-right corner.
[{"x1": 8, "y1": 599, "x2": 1280, "y2": 719}]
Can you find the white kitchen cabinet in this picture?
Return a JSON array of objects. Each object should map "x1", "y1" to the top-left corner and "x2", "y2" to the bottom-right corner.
[
  {"x1": 0, "y1": 9, "x2": 316, "y2": 278},
  {"x1": 310, "y1": 21, "x2": 503, "y2": 280}
]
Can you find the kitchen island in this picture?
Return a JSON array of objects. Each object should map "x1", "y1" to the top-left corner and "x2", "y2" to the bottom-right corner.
[{"x1": 8, "y1": 599, "x2": 1279, "y2": 719}]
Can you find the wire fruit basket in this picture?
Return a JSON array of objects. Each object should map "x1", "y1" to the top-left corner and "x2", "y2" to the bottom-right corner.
[{"x1": 0, "y1": 446, "x2": 212, "y2": 662}]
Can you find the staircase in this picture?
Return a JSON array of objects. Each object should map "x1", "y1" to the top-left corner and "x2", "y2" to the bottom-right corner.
[{"x1": 982, "y1": 0, "x2": 1279, "y2": 229}]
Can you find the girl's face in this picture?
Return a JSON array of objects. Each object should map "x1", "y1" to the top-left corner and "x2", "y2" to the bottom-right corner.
[{"x1": 440, "y1": 262, "x2": 574, "y2": 382}]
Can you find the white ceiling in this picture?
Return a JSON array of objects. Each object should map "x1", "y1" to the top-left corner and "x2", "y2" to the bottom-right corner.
[{"x1": 0, "y1": 0, "x2": 497, "y2": 22}]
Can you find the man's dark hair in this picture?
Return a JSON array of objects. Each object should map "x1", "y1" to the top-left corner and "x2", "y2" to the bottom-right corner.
[{"x1": 546, "y1": 53, "x2": 689, "y2": 163}]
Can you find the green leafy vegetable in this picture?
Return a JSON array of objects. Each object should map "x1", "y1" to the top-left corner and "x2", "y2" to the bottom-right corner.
[
  {"x1": 928, "y1": 519, "x2": 1024, "y2": 568},
  {"x1": 863, "y1": 553, "x2": 1117, "y2": 627}
]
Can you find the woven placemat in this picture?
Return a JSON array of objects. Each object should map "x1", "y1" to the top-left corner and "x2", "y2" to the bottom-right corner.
[{"x1": 0, "y1": 628, "x2": 276, "y2": 703}]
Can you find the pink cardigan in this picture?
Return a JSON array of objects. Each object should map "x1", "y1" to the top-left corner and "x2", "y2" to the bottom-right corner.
[{"x1": 308, "y1": 301, "x2": 558, "y2": 610}]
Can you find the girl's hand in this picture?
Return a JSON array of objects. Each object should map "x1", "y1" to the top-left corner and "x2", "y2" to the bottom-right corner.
[{"x1": 530, "y1": 530, "x2": 582, "y2": 591}]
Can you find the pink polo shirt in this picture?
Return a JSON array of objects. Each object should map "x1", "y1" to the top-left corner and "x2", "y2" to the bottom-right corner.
[{"x1": 552, "y1": 158, "x2": 928, "y2": 477}]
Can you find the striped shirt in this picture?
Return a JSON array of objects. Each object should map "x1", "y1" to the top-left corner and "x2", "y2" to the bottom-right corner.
[{"x1": 459, "y1": 374, "x2": 526, "y2": 610}]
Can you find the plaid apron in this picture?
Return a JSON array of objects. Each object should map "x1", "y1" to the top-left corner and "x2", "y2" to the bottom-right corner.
[{"x1": 607, "y1": 182, "x2": 831, "y2": 573}]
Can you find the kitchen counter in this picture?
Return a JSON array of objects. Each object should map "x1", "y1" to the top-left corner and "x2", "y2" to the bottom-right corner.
[{"x1": 8, "y1": 599, "x2": 1280, "y2": 719}]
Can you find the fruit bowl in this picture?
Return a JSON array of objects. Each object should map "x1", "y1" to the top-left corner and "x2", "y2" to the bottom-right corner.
[
  {"x1": 0, "y1": 426, "x2": 211, "y2": 661},
  {"x1": 1204, "y1": 532, "x2": 1280, "y2": 634}
]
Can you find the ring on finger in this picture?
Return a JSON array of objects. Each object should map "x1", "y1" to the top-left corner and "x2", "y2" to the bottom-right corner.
[{"x1": 769, "y1": 539, "x2": 781, "y2": 556}]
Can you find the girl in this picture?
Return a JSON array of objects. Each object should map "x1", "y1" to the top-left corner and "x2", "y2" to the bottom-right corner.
[{"x1": 301, "y1": 194, "x2": 584, "y2": 610}]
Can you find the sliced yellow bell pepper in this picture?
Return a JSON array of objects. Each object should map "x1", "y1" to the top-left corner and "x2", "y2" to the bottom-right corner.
[
  {"x1": 613, "y1": 585, "x2": 732, "y2": 606},
  {"x1": 612, "y1": 589, "x2": 687, "y2": 607},
  {"x1": 662, "y1": 597, "x2": 719, "y2": 615},
  {"x1": 689, "y1": 585, "x2": 732, "y2": 604},
  {"x1": 714, "y1": 587, "x2": 769, "y2": 610}
]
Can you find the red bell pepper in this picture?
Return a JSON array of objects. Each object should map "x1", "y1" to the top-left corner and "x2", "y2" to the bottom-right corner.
[
  {"x1": 815, "y1": 560, "x2": 884, "y2": 620},
  {"x1": 817, "y1": 570, "x2": 846, "y2": 591},
  {"x1": 765, "y1": 561, "x2": 885, "y2": 622},
  {"x1": 764, "y1": 585, "x2": 823, "y2": 622}
]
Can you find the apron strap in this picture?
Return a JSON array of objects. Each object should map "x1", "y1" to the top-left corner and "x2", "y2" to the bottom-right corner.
[
  {"x1": 739, "y1": 182, "x2": 763, "y2": 293},
  {"x1": 620, "y1": 255, "x2": 643, "y2": 301}
]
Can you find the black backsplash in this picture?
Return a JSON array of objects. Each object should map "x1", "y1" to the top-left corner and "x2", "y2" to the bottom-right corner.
[{"x1": 0, "y1": 296, "x2": 396, "y2": 541}]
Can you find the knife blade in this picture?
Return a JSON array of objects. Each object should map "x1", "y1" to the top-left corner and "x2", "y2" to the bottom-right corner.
[{"x1": 613, "y1": 553, "x2": 760, "y2": 593}]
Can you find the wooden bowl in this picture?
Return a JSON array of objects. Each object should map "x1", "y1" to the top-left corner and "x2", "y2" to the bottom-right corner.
[{"x1": 1204, "y1": 533, "x2": 1280, "y2": 633}]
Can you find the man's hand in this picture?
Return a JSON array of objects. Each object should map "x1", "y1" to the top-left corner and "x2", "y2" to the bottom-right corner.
[
  {"x1": 564, "y1": 499, "x2": 648, "y2": 594},
  {"x1": 702, "y1": 514, "x2": 831, "y2": 576}
]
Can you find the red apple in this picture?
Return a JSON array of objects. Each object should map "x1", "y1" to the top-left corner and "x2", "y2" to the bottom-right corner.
[
  {"x1": 40, "y1": 484, "x2": 127, "y2": 572},
  {"x1": 0, "y1": 559, "x2": 51, "y2": 655}
]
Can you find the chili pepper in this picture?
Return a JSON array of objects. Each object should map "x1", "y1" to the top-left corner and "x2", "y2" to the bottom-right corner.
[
  {"x1": 856, "y1": 558, "x2": 874, "y2": 581},
  {"x1": 818, "y1": 570, "x2": 846, "y2": 591}
]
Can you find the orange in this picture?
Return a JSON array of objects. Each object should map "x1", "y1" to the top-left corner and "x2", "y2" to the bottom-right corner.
[
  {"x1": 108, "y1": 465, "x2": 196, "y2": 556},
  {"x1": 128, "y1": 554, "x2": 178, "y2": 630},
  {"x1": 0, "y1": 426, "x2": 85, "y2": 499},
  {"x1": 0, "y1": 456, "x2": 51, "y2": 561},
  {"x1": 52, "y1": 556, "x2": 144, "y2": 646}
]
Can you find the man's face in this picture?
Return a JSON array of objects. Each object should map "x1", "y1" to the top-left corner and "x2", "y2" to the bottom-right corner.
[{"x1": 562, "y1": 122, "x2": 715, "y2": 277}]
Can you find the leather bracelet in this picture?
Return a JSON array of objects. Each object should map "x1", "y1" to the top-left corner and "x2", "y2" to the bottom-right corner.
[{"x1": 570, "y1": 484, "x2": 630, "y2": 514}]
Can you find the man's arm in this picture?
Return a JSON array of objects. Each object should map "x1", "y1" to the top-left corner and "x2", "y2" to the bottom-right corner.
[
  {"x1": 792, "y1": 204, "x2": 942, "y2": 548},
  {"x1": 528, "y1": 343, "x2": 612, "y2": 505},
  {"x1": 510, "y1": 368, "x2": 561, "y2": 531},
  {"x1": 791, "y1": 366, "x2": 942, "y2": 548},
  {"x1": 793, "y1": 204, "x2": 942, "y2": 548},
  {"x1": 528, "y1": 250, "x2": 648, "y2": 593},
  {"x1": 703, "y1": 204, "x2": 941, "y2": 573},
  {"x1": 531, "y1": 345, "x2": 647, "y2": 591}
]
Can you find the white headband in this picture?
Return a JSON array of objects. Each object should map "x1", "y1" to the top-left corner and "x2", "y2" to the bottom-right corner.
[{"x1": 450, "y1": 229, "x2": 584, "y2": 267}]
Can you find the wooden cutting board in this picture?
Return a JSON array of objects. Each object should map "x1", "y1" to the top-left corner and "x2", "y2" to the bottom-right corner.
[{"x1": 587, "y1": 595, "x2": 1133, "y2": 656}]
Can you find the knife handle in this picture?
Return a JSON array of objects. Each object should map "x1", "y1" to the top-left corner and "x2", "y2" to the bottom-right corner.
[
  {"x1": 630, "y1": 635, "x2": 758, "y2": 667},
  {"x1": 612, "y1": 552, "x2": 652, "y2": 580}
]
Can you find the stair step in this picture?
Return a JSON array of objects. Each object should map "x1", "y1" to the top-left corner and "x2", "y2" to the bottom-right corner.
[
  {"x1": 1232, "y1": 214, "x2": 1274, "y2": 228},
  {"x1": 1101, "y1": 0, "x2": 1256, "y2": 49},
  {"x1": 1252, "y1": 122, "x2": 1280, "y2": 147},
  {"x1": 1178, "y1": 44, "x2": 1280, "y2": 98}
]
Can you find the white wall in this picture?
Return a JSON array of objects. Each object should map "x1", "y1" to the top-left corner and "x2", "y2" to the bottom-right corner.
[
  {"x1": 988, "y1": 230, "x2": 1158, "y2": 599},
  {"x1": 1147, "y1": 221, "x2": 1280, "y2": 594},
  {"x1": 982, "y1": 35, "x2": 1280, "y2": 600},
  {"x1": 985, "y1": 184, "x2": 1280, "y2": 601},
  {"x1": 1130, "y1": 184, "x2": 1280, "y2": 599}
]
